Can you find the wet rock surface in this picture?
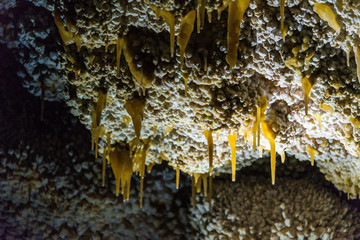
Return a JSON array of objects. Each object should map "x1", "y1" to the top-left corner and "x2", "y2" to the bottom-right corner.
[{"x1": 2, "y1": 0, "x2": 360, "y2": 238}]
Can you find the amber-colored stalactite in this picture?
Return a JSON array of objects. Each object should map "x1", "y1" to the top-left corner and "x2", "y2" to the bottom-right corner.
[
  {"x1": 302, "y1": 76, "x2": 314, "y2": 115},
  {"x1": 203, "y1": 129, "x2": 214, "y2": 175},
  {"x1": 280, "y1": 0, "x2": 286, "y2": 41},
  {"x1": 307, "y1": 145, "x2": 318, "y2": 166},
  {"x1": 313, "y1": 2, "x2": 341, "y2": 34},
  {"x1": 228, "y1": 131, "x2": 237, "y2": 181},
  {"x1": 261, "y1": 121, "x2": 277, "y2": 185},
  {"x1": 178, "y1": 10, "x2": 196, "y2": 66},
  {"x1": 125, "y1": 97, "x2": 146, "y2": 142},
  {"x1": 109, "y1": 148, "x2": 132, "y2": 200},
  {"x1": 226, "y1": 0, "x2": 250, "y2": 68},
  {"x1": 196, "y1": 0, "x2": 205, "y2": 33},
  {"x1": 176, "y1": 166, "x2": 180, "y2": 189},
  {"x1": 354, "y1": 46, "x2": 360, "y2": 83},
  {"x1": 116, "y1": 37, "x2": 124, "y2": 79}
]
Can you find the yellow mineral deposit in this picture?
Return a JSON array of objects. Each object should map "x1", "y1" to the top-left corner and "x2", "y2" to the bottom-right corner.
[
  {"x1": 54, "y1": 10, "x2": 84, "y2": 52},
  {"x1": 203, "y1": 129, "x2": 214, "y2": 175},
  {"x1": 252, "y1": 123, "x2": 257, "y2": 153},
  {"x1": 217, "y1": 0, "x2": 231, "y2": 20},
  {"x1": 307, "y1": 145, "x2": 318, "y2": 166},
  {"x1": 147, "y1": 163, "x2": 155, "y2": 173},
  {"x1": 261, "y1": 120, "x2": 277, "y2": 185},
  {"x1": 350, "y1": 117, "x2": 360, "y2": 132},
  {"x1": 280, "y1": 0, "x2": 286, "y2": 41},
  {"x1": 133, "y1": 140, "x2": 151, "y2": 208},
  {"x1": 164, "y1": 125, "x2": 175, "y2": 135},
  {"x1": 228, "y1": 131, "x2": 237, "y2": 181},
  {"x1": 313, "y1": 2, "x2": 341, "y2": 34},
  {"x1": 195, "y1": 173, "x2": 202, "y2": 193},
  {"x1": 178, "y1": 10, "x2": 196, "y2": 66},
  {"x1": 301, "y1": 76, "x2": 314, "y2": 115},
  {"x1": 180, "y1": 71, "x2": 190, "y2": 96},
  {"x1": 281, "y1": 149, "x2": 286, "y2": 163},
  {"x1": 346, "y1": 178, "x2": 351, "y2": 200},
  {"x1": 257, "y1": 96, "x2": 268, "y2": 147},
  {"x1": 105, "y1": 40, "x2": 117, "y2": 53},
  {"x1": 196, "y1": 0, "x2": 206, "y2": 33},
  {"x1": 91, "y1": 91, "x2": 107, "y2": 157},
  {"x1": 149, "y1": 5, "x2": 175, "y2": 57},
  {"x1": 101, "y1": 132, "x2": 111, "y2": 185},
  {"x1": 354, "y1": 46, "x2": 360, "y2": 83},
  {"x1": 53, "y1": 10, "x2": 74, "y2": 46},
  {"x1": 305, "y1": 51, "x2": 315, "y2": 70},
  {"x1": 314, "y1": 113, "x2": 322, "y2": 129},
  {"x1": 202, "y1": 174, "x2": 208, "y2": 196},
  {"x1": 320, "y1": 103, "x2": 334, "y2": 113},
  {"x1": 259, "y1": 145, "x2": 264, "y2": 157},
  {"x1": 160, "y1": 152, "x2": 169, "y2": 161},
  {"x1": 116, "y1": 37, "x2": 124, "y2": 79},
  {"x1": 123, "y1": 39, "x2": 153, "y2": 87},
  {"x1": 125, "y1": 97, "x2": 146, "y2": 142},
  {"x1": 109, "y1": 148, "x2": 132, "y2": 201},
  {"x1": 209, "y1": 175, "x2": 212, "y2": 212},
  {"x1": 122, "y1": 115, "x2": 131, "y2": 127},
  {"x1": 226, "y1": 0, "x2": 250, "y2": 68},
  {"x1": 176, "y1": 166, "x2": 180, "y2": 189}
]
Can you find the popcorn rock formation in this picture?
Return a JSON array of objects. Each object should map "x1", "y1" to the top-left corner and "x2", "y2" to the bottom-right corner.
[
  {"x1": 2, "y1": 0, "x2": 360, "y2": 232},
  {"x1": 43, "y1": 0, "x2": 360, "y2": 201},
  {"x1": 191, "y1": 158, "x2": 360, "y2": 239}
]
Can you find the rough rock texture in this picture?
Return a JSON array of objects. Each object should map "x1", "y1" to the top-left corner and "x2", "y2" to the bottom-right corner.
[
  {"x1": 0, "y1": 1, "x2": 66, "y2": 101},
  {"x1": 34, "y1": 0, "x2": 360, "y2": 197},
  {"x1": 1, "y1": 55, "x2": 360, "y2": 238},
  {"x1": 191, "y1": 158, "x2": 360, "y2": 239},
  {"x1": 0, "y1": 45, "x2": 192, "y2": 239},
  {"x1": 2, "y1": 0, "x2": 360, "y2": 238}
]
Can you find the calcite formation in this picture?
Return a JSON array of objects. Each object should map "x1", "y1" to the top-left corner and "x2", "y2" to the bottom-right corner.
[
  {"x1": 191, "y1": 158, "x2": 360, "y2": 239},
  {"x1": 48, "y1": 0, "x2": 360, "y2": 204},
  {"x1": 2, "y1": 0, "x2": 360, "y2": 218}
]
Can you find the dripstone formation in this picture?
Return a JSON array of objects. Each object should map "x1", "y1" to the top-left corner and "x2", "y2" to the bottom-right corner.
[{"x1": 1, "y1": 0, "x2": 360, "y2": 239}]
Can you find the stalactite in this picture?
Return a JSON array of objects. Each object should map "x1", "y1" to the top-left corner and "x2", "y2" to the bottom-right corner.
[
  {"x1": 354, "y1": 46, "x2": 360, "y2": 83},
  {"x1": 196, "y1": 0, "x2": 205, "y2": 33},
  {"x1": 280, "y1": 0, "x2": 286, "y2": 41},
  {"x1": 176, "y1": 166, "x2": 180, "y2": 189},
  {"x1": 261, "y1": 121, "x2": 277, "y2": 185},
  {"x1": 164, "y1": 125, "x2": 175, "y2": 135},
  {"x1": 281, "y1": 150, "x2": 286, "y2": 163},
  {"x1": 226, "y1": 0, "x2": 250, "y2": 68},
  {"x1": 178, "y1": 10, "x2": 196, "y2": 66},
  {"x1": 109, "y1": 147, "x2": 132, "y2": 200},
  {"x1": 314, "y1": 113, "x2": 322, "y2": 129},
  {"x1": 209, "y1": 174, "x2": 212, "y2": 212},
  {"x1": 125, "y1": 97, "x2": 146, "y2": 142},
  {"x1": 228, "y1": 131, "x2": 237, "y2": 181},
  {"x1": 203, "y1": 129, "x2": 214, "y2": 175},
  {"x1": 149, "y1": 5, "x2": 175, "y2": 57},
  {"x1": 307, "y1": 145, "x2": 318, "y2": 166},
  {"x1": 217, "y1": 0, "x2": 231, "y2": 20},
  {"x1": 123, "y1": 38, "x2": 153, "y2": 87},
  {"x1": 116, "y1": 37, "x2": 124, "y2": 79},
  {"x1": 257, "y1": 96, "x2": 268, "y2": 147},
  {"x1": 302, "y1": 76, "x2": 315, "y2": 115},
  {"x1": 313, "y1": 2, "x2": 341, "y2": 34}
]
